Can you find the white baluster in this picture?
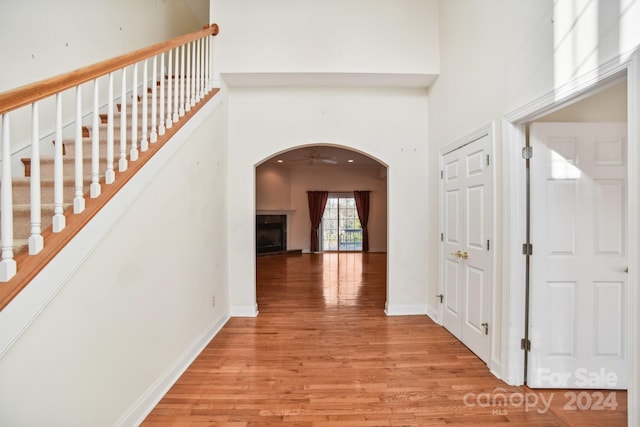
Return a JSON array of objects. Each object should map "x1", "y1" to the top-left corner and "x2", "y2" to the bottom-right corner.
[
  {"x1": 185, "y1": 42, "x2": 192, "y2": 112},
  {"x1": 0, "y1": 114, "x2": 16, "y2": 281},
  {"x1": 201, "y1": 38, "x2": 206, "y2": 94},
  {"x1": 52, "y1": 93, "x2": 65, "y2": 232},
  {"x1": 29, "y1": 103, "x2": 43, "y2": 255},
  {"x1": 173, "y1": 47, "x2": 184, "y2": 123},
  {"x1": 131, "y1": 62, "x2": 139, "y2": 161},
  {"x1": 119, "y1": 67, "x2": 128, "y2": 172},
  {"x1": 141, "y1": 59, "x2": 149, "y2": 152},
  {"x1": 174, "y1": 45, "x2": 187, "y2": 117},
  {"x1": 166, "y1": 49, "x2": 174, "y2": 128},
  {"x1": 90, "y1": 78, "x2": 101, "y2": 198},
  {"x1": 74, "y1": 86, "x2": 85, "y2": 213},
  {"x1": 194, "y1": 38, "x2": 201, "y2": 103},
  {"x1": 158, "y1": 52, "x2": 166, "y2": 136},
  {"x1": 105, "y1": 72, "x2": 115, "y2": 184},
  {"x1": 202, "y1": 36, "x2": 207, "y2": 96},
  {"x1": 150, "y1": 54, "x2": 158, "y2": 143},
  {"x1": 190, "y1": 41, "x2": 197, "y2": 107}
]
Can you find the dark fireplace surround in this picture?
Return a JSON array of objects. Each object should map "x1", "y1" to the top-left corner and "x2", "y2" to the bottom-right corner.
[{"x1": 256, "y1": 215, "x2": 287, "y2": 254}]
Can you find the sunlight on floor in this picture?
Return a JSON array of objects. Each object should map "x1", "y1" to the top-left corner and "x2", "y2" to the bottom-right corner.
[{"x1": 321, "y1": 252, "x2": 364, "y2": 307}]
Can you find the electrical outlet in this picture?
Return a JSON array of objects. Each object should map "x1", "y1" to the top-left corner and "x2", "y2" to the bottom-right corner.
[{"x1": 211, "y1": 296, "x2": 216, "y2": 307}]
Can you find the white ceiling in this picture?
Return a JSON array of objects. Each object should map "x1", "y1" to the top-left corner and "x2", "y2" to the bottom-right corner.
[{"x1": 261, "y1": 145, "x2": 384, "y2": 169}]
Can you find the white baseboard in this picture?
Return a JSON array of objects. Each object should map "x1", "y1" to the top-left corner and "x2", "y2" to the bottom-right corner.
[
  {"x1": 426, "y1": 304, "x2": 440, "y2": 323},
  {"x1": 230, "y1": 304, "x2": 259, "y2": 317},
  {"x1": 384, "y1": 304, "x2": 428, "y2": 316},
  {"x1": 117, "y1": 313, "x2": 230, "y2": 427}
]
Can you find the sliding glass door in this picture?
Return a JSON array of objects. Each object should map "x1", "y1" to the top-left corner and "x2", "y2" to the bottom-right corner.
[{"x1": 321, "y1": 195, "x2": 362, "y2": 251}]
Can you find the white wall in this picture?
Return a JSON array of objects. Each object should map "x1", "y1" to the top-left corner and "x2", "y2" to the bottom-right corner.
[
  {"x1": 0, "y1": 0, "x2": 204, "y2": 172},
  {"x1": 211, "y1": 0, "x2": 439, "y2": 76},
  {"x1": 256, "y1": 164, "x2": 388, "y2": 252},
  {"x1": 0, "y1": 99, "x2": 228, "y2": 426},
  {"x1": 428, "y1": 0, "x2": 640, "y2": 401},
  {"x1": 0, "y1": 0, "x2": 201, "y2": 92},
  {"x1": 227, "y1": 86, "x2": 429, "y2": 316}
]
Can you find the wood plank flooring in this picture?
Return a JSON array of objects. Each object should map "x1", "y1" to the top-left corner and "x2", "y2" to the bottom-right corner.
[{"x1": 142, "y1": 253, "x2": 627, "y2": 426}]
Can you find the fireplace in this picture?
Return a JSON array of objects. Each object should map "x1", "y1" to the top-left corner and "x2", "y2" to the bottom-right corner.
[{"x1": 256, "y1": 215, "x2": 287, "y2": 254}]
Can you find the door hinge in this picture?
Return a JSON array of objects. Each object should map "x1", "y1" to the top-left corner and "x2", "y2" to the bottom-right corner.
[
  {"x1": 486, "y1": 154, "x2": 490, "y2": 166},
  {"x1": 486, "y1": 240, "x2": 490, "y2": 250},
  {"x1": 440, "y1": 170, "x2": 444, "y2": 179},
  {"x1": 521, "y1": 338, "x2": 531, "y2": 351},
  {"x1": 522, "y1": 243, "x2": 533, "y2": 256},
  {"x1": 522, "y1": 146, "x2": 533, "y2": 160},
  {"x1": 441, "y1": 233, "x2": 444, "y2": 242}
]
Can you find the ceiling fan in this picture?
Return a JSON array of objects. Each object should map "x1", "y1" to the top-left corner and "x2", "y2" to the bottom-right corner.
[{"x1": 290, "y1": 148, "x2": 338, "y2": 165}]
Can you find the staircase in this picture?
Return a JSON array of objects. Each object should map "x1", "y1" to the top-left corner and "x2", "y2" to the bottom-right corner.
[
  {"x1": 1, "y1": 88, "x2": 220, "y2": 307},
  {"x1": 5, "y1": 93, "x2": 157, "y2": 256},
  {"x1": 0, "y1": 23, "x2": 220, "y2": 312}
]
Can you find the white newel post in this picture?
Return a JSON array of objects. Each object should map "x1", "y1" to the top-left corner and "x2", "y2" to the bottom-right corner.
[
  {"x1": 158, "y1": 52, "x2": 166, "y2": 136},
  {"x1": 90, "y1": 78, "x2": 101, "y2": 198},
  {"x1": 150, "y1": 55, "x2": 158, "y2": 143},
  {"x1": 29, "y1": 103, "x2": 43, "y2": 255},
  {"x1": 119, "y1": 67, "x2": 128, "y2": 172},
  {"x1": 0, "y1": 114, "x2": 16, "y2": 281},
  {"x1": 73, "y1": 86, "x2": 85, "y2": 213},
  {"x1": 52, "y1": 93, "x2": 66, "y2": 232},
  {"x1": 141, "y1": 59, "x2": 149, "y2": 152},
  {"x1": 131, "y1": 62, "x2": 139, "y2": 161},
  {"x1": 207, "y1": 36, "x2": 213, "y2": 93},
  {"x1": 105, "y1": 73, "x2": 115, "y2": 184},
  {"x1": 203, "y1": 36, "x2": 209, "y2": 94},
  {"x1": 166, "y1": 50, "x2": 174, "y2": 128}
]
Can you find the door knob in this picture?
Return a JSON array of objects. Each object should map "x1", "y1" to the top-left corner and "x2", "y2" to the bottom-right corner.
[
  {"x1": 625, "y1": 267, "x2": 628, "y2": 273},
  {"x1": 481, "y1": 322, "x2": 489, "y2": 335},
  {"x1": 450, "y1": 250, "x2": 469, "y2": 259}
]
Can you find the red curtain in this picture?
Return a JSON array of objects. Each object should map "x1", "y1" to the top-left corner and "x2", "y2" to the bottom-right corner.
[
  {"x1": 307, "y1": 191, "x2": 329, "y2": 252},
  {"x1": 354, "y1": 191, "x2": 371, "y2": 252}
]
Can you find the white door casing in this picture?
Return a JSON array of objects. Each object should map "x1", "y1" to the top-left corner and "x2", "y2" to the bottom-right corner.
[
  {"x1": 528, "y1": 122, "x2": 628, "y2": 389},
  {"x1": 441, "y1": 134, "x2": 493, "y2": 364}
]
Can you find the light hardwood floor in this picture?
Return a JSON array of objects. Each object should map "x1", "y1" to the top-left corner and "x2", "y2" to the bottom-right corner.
[{"x1": 142, "y1": 252, "x2": 627, "y2": 426}]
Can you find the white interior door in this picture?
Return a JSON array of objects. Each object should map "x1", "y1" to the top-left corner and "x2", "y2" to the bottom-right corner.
[
  {"x1": 441, "y1": 135, "x2": 493, "y2": 364},
  {"x1": 528, "y1": 122, "x2": 628, "y2": 389}
]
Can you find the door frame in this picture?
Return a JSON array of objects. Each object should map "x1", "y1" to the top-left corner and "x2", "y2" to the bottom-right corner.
[
  {"x1": 320, "y1": 193, "x2": 363, "y2": 252},
  {"x1": 438, "y1": 122, "x2": 498, "y2": 371},
  {"x1": 502, "y1": 49, "x2": 639, "y2": 425}
]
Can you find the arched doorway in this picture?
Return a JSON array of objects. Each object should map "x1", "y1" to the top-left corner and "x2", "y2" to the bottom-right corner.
[{"x1": 255, "y1": 144, "x2": 388, "y2": 310}]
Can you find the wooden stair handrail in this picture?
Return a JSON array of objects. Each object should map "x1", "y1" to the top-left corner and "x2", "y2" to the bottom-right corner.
[{"x1": 0, "y1": 23, "x2": 219, "y2": 115}]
